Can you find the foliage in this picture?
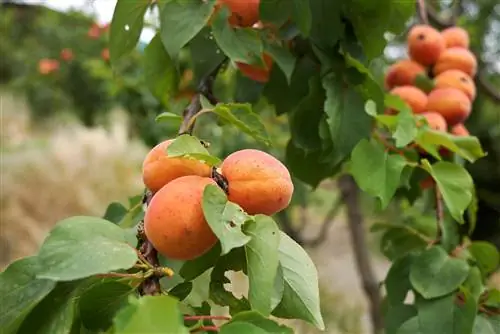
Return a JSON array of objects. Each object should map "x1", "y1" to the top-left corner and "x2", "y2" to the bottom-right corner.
[{"x1": 1, "y1": 0, "x2": 500, "y2": 333}]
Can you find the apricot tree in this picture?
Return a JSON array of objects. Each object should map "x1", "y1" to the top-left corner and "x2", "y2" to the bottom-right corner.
[{"x1": 1, "y1": 1, "x2": 499, "y2": 334}]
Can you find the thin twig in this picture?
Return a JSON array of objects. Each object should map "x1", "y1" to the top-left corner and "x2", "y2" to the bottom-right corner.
[
  {"x1": 184, "y1": 315, "x2": 230, "y2": 321},
  {"x1": 303, "y1": 198, "x2": 343, "y2": 247},
  {"x1": 338, "y1": 175, "x2": 384, "y2": 334},
  {"x1": 416, "y1": 0, "x2": 429, "y2": 24},
  {"x1": 435, "y1": 186, "x2": 444, "y2": 241}
]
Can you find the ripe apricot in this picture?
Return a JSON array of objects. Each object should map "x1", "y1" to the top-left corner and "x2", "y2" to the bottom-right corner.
[
  {"x1": 434, "y1": 70, "x2": 476, "y2": 101},
  {"x1": 236, "y1": 53, "x2": 273, "y2": 83},
  {"x1": 433, "y1": 47, "x2": 477, "y2": 77},
  {"x1": 441, "y1": 27, "x2": 469, "y2": 49},
  {"x1": 388, "y1": 86, "x2": 428, "y2": 114},
  {"x1": 418, "y1": 112, "x2": 448, "y2": 132},
  {"x1": 142, "y1": 139, "x2": 211, "y2": 193},
  {"x1": 60, "y1": 48, "x2": 74, "y2": 62},
  {"x1": 221, "y1": 149, "x2": 293, "y2": 216},
  {"x1": 38, "y1": 59, "x2": 59, "y2": 75},
  {"x1": 450, "y1": 123, "x2": 470, "y2": 137},
  {"x1": 216, "y1": 0, "x2": 260, "y2": 27},
  {"x1": 407, "y1": 24, "x2": 445, "y2": 66},
  {"x1": 426, "y1": 88, "x2": 472, "y2": 126},
  {"x1": 384, "y1": 59, "x2": 426, "y2": 90},
  {"x1": 144, "y1": 176, "x2": 218, "y2": 260}
]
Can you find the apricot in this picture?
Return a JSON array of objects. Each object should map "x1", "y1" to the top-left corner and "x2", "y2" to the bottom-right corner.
[
  {"x1": 441, "y1": 27, "x2": 469, "y2": 49},
  {"x1": 426, "y1": 88, "x2": 472, "y2": 126},
  {"x1": 60, "y1": 48, "x2": 74, "y2": 62},
  {"x1": 420, "y1": 176, "x2": 435, "y2": 189},
  {"x1": 144, "y1": 176, "x2": 218, "y2": 260},
  {"x1": 387, "y1": 86, "x2": 428, "y2": 114},
  {"x1": 38, "y1": 59, "x2": 59, "y2": 75},
  {"x1": 142, "y1": 139, "x2": 211, "y2": 193},
  {"x1": 384, "y1": 59, "x2": 427, "y2": 90},
  {"x1": 221, "y1": 149, "x2": 293, "y2": 215},
  {"x1": 450, "y1": 123, "x2": 470, "y2": 137},
  {"x1": 407, "y1": 24, "x2": 445, "y2": 66},
  {"x1": 433, "y1": 48, "x2": 477, "y2": 77},
  {"x1": 216, "y1": 0, "x2": 260, "y2": 27},
  {"x1": 434, "y1": 70, "x2": 476, "y2": 101},
  {"x1": 418, "y1": 112, "x2": 448, "y2": 132},
  {"x1": 236, "y1": 53, "x2": 273, "y2": 83}
]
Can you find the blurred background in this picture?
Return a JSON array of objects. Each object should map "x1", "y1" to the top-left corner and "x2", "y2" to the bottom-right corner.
[{"x1": 1, "y1": 0, "x2": 499, "y2": 333}]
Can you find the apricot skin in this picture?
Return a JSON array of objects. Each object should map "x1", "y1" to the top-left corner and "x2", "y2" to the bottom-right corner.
[
  {"x1": 419, "y1": 112, "x2": 448, "y2": 132},
  {"x1": 384, "y1": 59, "x2": 426, "y2": 90},
  {"x1": 142, "y1": 139, "x2": 211, "y2": 193},
  {"x1": 434, "y1": 70, "x2": 476, "y2": 101},
  {"x1": 236, "y1": 53, "x2": 273, "y2": 83},
  {"x1": 144, "y1": 176, "x2": 218, "y2": 261},
  {"x1": 451, "y1": 123, "x2": 470, "y2": 136},
  {"x1": 388, "y1": 86, "x2": 428, "y2": 114},
  {"x1": 216, "y1": 0, "x2": 260, "y2": 27},
  {"x1": 433, "y1": 48, "x2": 477, "y2": 77},
  {"x1": 426, "y1": 88, "x2": 472, "y2": 126},
  {"x1": 221, "y1": 149, "x2": 293, "y2": 216},
  {"x1": 441, "y1": 27, "x2": 469, "y2": 49},
  {"x1": 407, "y1": 25, "x2": 445, "y2": 66}
]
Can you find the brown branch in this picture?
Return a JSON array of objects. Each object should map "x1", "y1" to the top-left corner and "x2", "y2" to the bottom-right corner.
[
  {"x1": 477, "y1": 73, "x2": 500, "y2": 103},
  {"x1": 435, "y1": 186, "x2": 444, "y2": 241},
  {"x1": 303, "y1": 198, "x2": 343, "y2": 247},
  {"x1": 338, "y1": 175, "x2": 383, "y2": 334},
  {"x1": 416, "y1": 0, "x2": 429, "y2": 24}
]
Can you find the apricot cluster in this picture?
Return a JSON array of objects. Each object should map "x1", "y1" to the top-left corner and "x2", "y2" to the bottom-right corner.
[
  {"x1": 141, "y1": 141, "x2": 293, "y2": 260},
  {"x1": 385, "y1": 25, "x2": 478, "y2": 136}
]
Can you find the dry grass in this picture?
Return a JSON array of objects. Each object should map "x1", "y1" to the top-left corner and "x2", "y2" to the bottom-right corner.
[{"x1": 0, "y1": 92, "x2": 147, "y2": 267}]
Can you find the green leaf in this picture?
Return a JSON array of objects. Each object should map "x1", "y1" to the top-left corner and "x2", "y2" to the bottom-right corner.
[
  {"x1": 291, "y1": 0, "x2": 312, "y2": 36},
  {"x1": 467, "y1": 241, "x2": 500, "y2": 276},
  {"x1": 379, "y1": 229, "x2": 428, "y2": 261},
  {"x1": 384, "y1": 95, "x2": 418, "y2": 147},
  {"x1": 414, "y1": 73, "x2": 435, "y2": 93},
  {"x1": 272, "y1": 232, "x2": 325, "y2": 330},
  {"x1": 169, "y1": 281, "x2": 193, "y2": 301},
  {"x1": 473, "y1": 314, "x2": 500, "y2": 334},
  {"x1": 285, "y1": 139, "x2": 340, "y2": 188},
  {"x1": 212, "y1": 103, "x2": 271, "y2": 146},
  {"x1": 484, "y1": 289, "x2": 500, "y2": 308},
  {"x1": 220, "y1": 321, "x2": 267, "y2": 334},
  {"x1": 288, "y1": 75, "x2": 325, "y2": 151},
  {"x1": 259, "y1": 0, "x2": 292, "y2": 28},
  {"x1": 230, "y1": 311, "x2": 293, "y2": 333},
  {"x1": 36, "y1": 216, "x2": 138, "y2": 281},
  {"x1": 143, "y1": 33, "x2": 179, "y2": 106},
  {"x1": 415, "y1": 129, "x2": 486, "y2": 163},
  {"x1": 189, "y1": 27, "x2": 227, "y2": 81},
  {"x1": 350, "y1": 139, "x2": 408, "y2": 208},
  {"x1": 155, "y1": 112, "x2": 183, "y2": 124},
  {"x1": 421, "y1": 160, "x2": 474, "y2": 223},
  {"x1": 159, "y1": 0, "x2": 216, "y2": 57},
  {"x1": 211, "y1": 7, "x2": 263, "y2": 65},
  {"x1": 385, "y1": 253, "x2": 415, "y2": 304},
  {"x1": 409, "y1": 246, "x2": 470, "y2": 299},
  {"x1": 180, "y1": 243, "x2": 221, "y2": 281},
  {"x1": 167, "y1": 134, "x2": 222, "y2": 166},
  {"x1": 416, "y1": 292, "x2": 477, "y2": 334},
  {"x1": 209, "y1": 248, "x2": 251, "y2": 314},
  {"x1": 234, "y1": 71, "x2": 265, "y2": 103},
  {"x1": 244, "y1": 215, "x2": 280, "y2": 316},
  {"x1": 309, "y1": 0, "x2": 344, "y2": 48},
  {"x1": 109, "y1": 0, "x2": 149, "y2": 66},
  {"x1": 113, "y1": 295, "x2": 189, "y2": 334},
  {"x1": 0, "y1": 257, "x2": 56, "y2": 333},
  {"x1": 79, "y1": 281, "x2": 135, "y2": 331},
  {"x1": 263, "y1": 41, "x2": 296, "y2": 84},
  {"x1": 17, "y1": 281, "x2": 84, "y2": 334},
  {"x1": 103, "y1": 202, "x2": 128, "y2": 224},
  {"x1": 202, "y1": 185, "x2": 252, "y2": 255},
  {"x1": 385, "y1": 304, "x2": 417, "y2": 334},
  {"x1": 323, "y1": 73, "x2": 372, "y2": 163},
  {"x1": 462, "y1": 266, "x2": 485, "y2": 302}
]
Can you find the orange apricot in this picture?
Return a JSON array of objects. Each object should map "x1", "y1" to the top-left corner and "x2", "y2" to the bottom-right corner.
[
  {"x1": 144, "y1": 176, "x2": 218, "y2": 260},
  {"x1": 433, "y1": 47, "x2": 477, "y2": 77},
  {"x1": 426, "y1": 88, "x2": 472, "y2": 126},
  {"x1": 236, "y1": 53, "x2": 273, "y2": 83},
  {"x1": 388, "y1": 86, "x2": 428, "y2": 114},
  {"x1": 418, "y1": 112, "x2": 448, "y2": 132},
  {"x1": 441, "y1": 26, "x2": 470, "y2": 49},
  {"x1": 142, "y1": 139, "x2": 211, "y2": 193},
  {"x1": 216, "y1": 0, "x2": 260, "y2": 27},
  {"x1": 384, "y1": 59, "x2": 427, "y2": 90},
  {"x1": 450, "y1": 123, "x2": 470, "y2": 137},
  {"x1": 407, "y1": 24, "x2": 445, "y2": 66},
  {"x1": 434, "y1": 69, "x2": 476, "y2": 101},
  {"x1": 221, "y1": 149, "x2": 293, "y2": 216}
]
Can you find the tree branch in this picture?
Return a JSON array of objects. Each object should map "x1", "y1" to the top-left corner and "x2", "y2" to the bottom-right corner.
[
  {"x1": 416, "y1": 0, "x2": 429, "y2": 24},
  {"x1": 338, "y1": 175, "x2": 383, "y2": 334},
  {"x1": 303, "y1": 198, "x2": 343, "y2": 247},
  {"x1": 435, "y1": 186, "x2": 444, "y2": 241}
]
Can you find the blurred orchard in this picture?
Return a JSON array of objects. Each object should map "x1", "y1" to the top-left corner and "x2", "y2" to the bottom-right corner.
[{"x1": 0, "y1": 0, "x2": 499, "y2": 333}]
